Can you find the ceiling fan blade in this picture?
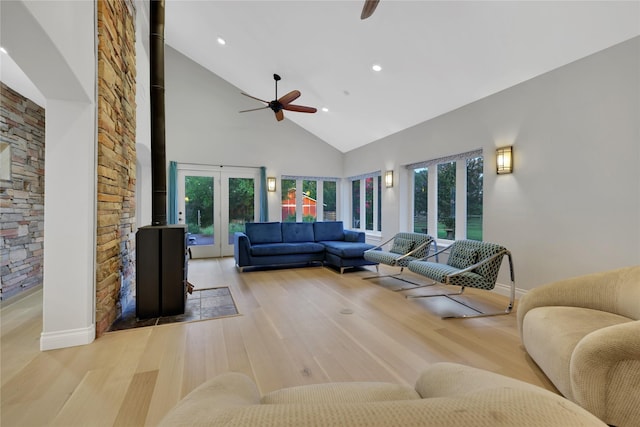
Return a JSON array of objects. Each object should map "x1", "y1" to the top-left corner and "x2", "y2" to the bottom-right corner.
[
  {"x1": 275, "y1": 110, "x2": 285, "y2": 121},
  {"x1": 361, "y1": 0, "x2": 379, "y2": 19},
  {"x1": 278, "y1": 90, "x2": 301, "y2": 106},
  {"x1": 239, "y1": 106, "x2": 270, "y2": 113},
  {"x1": 283, "y1": 104, "x2": 317, "y2": 114},
  {"x1": 241, "y1": 92, "x2": 269, "y2": 104}
]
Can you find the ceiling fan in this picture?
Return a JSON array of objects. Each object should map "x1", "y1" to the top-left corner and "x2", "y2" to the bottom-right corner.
[
  {"x1": 361, "y1": 0, "x2": 380, "y2": 19},
  {"x1": 240, "y1": 74, "x2": 317, "y2": 122}
]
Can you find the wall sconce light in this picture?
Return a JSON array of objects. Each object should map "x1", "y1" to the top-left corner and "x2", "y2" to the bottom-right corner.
[
  {"x1": 385, "y1": 170, "x2": 394, "y2": 188},
  {"x1": 496, "y1": 146, "x2": 513, "y2": 174},
  {"x1": 267, "y1": 177, "x2": 277, "y2": 192}
]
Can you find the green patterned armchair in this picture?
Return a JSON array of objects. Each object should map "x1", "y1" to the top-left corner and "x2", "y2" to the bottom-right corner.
[
  {"x1": 363, "y1": 232, "x2": 438, "y2": 289},
  {"x1": 406, "y1": 240, "x2": 515, "y2": 319}
]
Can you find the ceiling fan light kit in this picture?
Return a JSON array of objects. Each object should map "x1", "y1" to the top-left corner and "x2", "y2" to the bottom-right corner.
[{"x1": 240, "y1": 73, "x2": 317, "y2": 122}]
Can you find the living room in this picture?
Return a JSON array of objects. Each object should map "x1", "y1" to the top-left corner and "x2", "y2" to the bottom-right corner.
[{"x1": 1, "y1": 1, "x2": 639, "y2": 425}]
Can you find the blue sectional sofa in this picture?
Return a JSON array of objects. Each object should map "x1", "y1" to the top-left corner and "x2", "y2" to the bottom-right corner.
[{"x1": 234, "y1": 221, "x2": 378, "y2": 273}]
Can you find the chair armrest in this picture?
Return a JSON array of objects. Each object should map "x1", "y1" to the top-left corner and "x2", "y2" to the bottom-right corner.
[
  {"x1": 417, "y1": 243, "x2": 454, "y2": 261},
  {"x1": 517, "y1": 266, "x2": 640, "y2": 336},
  {"x1": 570, "y1": 320, "x2": 640, "y2": 422},
  {"x1": 367, "y1": 236, "x2": 397, "y2": 251},
  {"x1": 415, "y1": 362, "x2": 559, "y2": 398}
]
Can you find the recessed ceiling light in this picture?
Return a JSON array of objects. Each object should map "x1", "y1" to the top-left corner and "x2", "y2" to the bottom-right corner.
[
  {"x1": 0, "y1": 47, "x2": 8, "y2": 54},
  {"x1": 216, "y1": 37, "x2": 226, "y2": 46},
  {"x1": 321, "y1": 107, "x2": 329, "y2": 113},
  {"x1": 372, "y1": 64, "x2": 382, "y2": 72}
]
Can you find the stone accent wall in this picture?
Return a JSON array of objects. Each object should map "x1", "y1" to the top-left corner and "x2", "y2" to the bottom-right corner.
[
  {"x1": 96, "y1": 0, "x2": 137, "y2": 336},
  {"x1": 0, "y1": 83, "x2": 45, "y2": 301}
]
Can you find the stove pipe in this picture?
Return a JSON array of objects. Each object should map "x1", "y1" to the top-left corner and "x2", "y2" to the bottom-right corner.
[{"x1": 150, "y1": 0, "x2": 167, "y2": 226}]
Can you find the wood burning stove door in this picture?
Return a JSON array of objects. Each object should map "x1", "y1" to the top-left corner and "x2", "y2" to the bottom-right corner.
[{"x1": 177, "y1": 166, "x2": 259, "y2": 258}]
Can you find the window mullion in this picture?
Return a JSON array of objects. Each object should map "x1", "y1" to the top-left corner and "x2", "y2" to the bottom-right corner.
[
  {"x1": 455, "y1": 161, "x2": 467, "y2": 240},
  {"x1": 296, "y1": 179, "x2": 303, "y2": 222},
  {"x1": 428, "y1": 167, "x2": 438, "y2": 237},
  {"x1": 316, "y1": 180, "x2": 324, "y2": 222},
  {"x1": 360, "y1": 179, "x2": 366, "y2": 231}
]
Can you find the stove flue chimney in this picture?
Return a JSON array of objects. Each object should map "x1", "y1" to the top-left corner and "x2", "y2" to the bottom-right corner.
[{"x1": 150, "y1": 0, "x2": 167, "y2": 225}]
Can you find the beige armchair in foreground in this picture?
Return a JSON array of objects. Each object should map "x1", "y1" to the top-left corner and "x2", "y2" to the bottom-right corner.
[
  {"x1": 517, "y1": 265, "x2": 640, "y2": 427},
  {"x1": 158, "y1": 362, "x2": 606, "y2": 426}
]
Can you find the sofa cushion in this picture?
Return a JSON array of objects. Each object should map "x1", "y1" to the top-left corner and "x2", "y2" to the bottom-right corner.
[
  {"x1": 251, "y1": 242, "x2": 325, "y2": 257},
  {"x1": 245, "y1": 222, "x2": 282, "y2": 244},
  {"x1": 314, "y1": 221, "x2": 345, "y2": 242},
  {"x1": 282, "y1": 222, "x2": 315, "y2": 243},
  {"x1": 390, "y1": 237, "x2": 414, "y2": 255},
  {"x1": 322, "y1": 241, "x2": 376, "y2": 258},
  {"x1": 262, "y1": 382, "x2": 420, "y2": 404}
]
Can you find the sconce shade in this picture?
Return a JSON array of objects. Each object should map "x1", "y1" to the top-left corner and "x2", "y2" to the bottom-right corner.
[
  {"x1": 385, "y1": 170, "x2": 394, "y2": 188},
  {"x1": 267, "y1": 177, "x2": 277, "y2": 192},
  {"x1": 496, "y1": 146, "x2": 513, "y2": 174}
]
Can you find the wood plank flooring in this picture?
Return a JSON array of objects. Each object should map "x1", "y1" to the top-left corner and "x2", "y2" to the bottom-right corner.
[{"x1": 1, "y1": 257, "x2": 555, "y2": 426}]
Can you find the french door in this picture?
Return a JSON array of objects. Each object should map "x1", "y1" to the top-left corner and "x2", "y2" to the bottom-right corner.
[{"x1": 177, "y1": 166, "x2": 259, "y2": 258}]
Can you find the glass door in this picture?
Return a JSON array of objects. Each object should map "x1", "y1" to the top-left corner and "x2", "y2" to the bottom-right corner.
[
  {"x1": 178, "y1": 166, "x2": 259, "y2": 258},
  {"x1": 220, "y1": 174, "x2": 257, "y2": 256}
]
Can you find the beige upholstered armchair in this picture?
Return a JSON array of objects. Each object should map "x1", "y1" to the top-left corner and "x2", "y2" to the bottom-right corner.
[{"x1": 517, "y1": 265, "x2": 640, "y2": 427}]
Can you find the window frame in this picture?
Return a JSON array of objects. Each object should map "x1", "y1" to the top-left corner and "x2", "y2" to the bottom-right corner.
[
  {"x1": 349, "y1": 172, "x2": 382, "y2": 234},
  {"x1": 280, "y1": 175, "x2": 339, "y2": 223},
  {"x1": 408, "y1": 150, "x2": 483, "y2": 243}
]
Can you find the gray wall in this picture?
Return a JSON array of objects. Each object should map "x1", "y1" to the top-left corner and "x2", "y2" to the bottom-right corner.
[{"x1": 344, "y1": 37, "x2": 640, "y2": 291}]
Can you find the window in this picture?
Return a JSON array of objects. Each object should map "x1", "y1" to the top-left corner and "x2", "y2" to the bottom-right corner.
[
  {"x1": 350, "y1": 172, "x2": 382, "y2": 232},
  {"x1": 281, "y1": 176, "x2": 338, "y2": 222},
  {"x1": 323, "y1": 181, "x2": 337, "y2": 221},
  {"x1": 413, "y1": 168, "x2": 428, "y2": 233},
  {"x1": 409, "y1": 150, "x2": 483, "y2": 241},
  {"x1": 281, "y1": 179, "x2": 297, "y2": 222}
]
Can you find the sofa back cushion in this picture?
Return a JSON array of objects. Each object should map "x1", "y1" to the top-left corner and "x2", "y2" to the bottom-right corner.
[
  {"x1": 314, "y1": 221, "x2": 345, "y2": 242},
  {"x1": 282, "y1": 222, "x2": 315, "y2": 243},
  {"x1": 245, "y1": 222, "x2": 282, "y2": 244}
]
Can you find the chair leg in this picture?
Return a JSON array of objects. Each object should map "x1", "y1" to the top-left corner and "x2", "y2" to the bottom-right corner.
[
  {"x1": 362, "y1": 267, "x2": 436, "y2": 290},
  {"x1": 407, "y1": 286, "x2": 514, "y2": 319}
]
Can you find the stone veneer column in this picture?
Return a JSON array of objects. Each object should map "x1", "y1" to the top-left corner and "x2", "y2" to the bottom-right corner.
[
  {"x1": 0, "y1": 83, "x2": 45, "y2": 300},
  {"x1": 96, "y1": 0, "x2": 137, "y2": 336}
]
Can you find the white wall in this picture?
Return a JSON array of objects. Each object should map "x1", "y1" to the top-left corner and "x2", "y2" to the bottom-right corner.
[
  {"x1": 163, "y1": 46, "x2": 344, "y2": 221},
  {"x1": 1, "y1": 0, "x2": 97, "y2": 349},
  {"x1": 344, "y1": 37, "x2": 640, "y2": 291}
]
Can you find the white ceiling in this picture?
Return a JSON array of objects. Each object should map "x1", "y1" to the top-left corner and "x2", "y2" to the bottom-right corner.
[{"x1": 164, "y1": 0, "x2": 640, "y2": 153}]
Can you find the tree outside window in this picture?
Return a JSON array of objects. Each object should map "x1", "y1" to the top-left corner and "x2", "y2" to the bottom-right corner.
[
  {"x1": 437, "y1": 162, "x2": 456, "y2": 239},
  {"x1": 352, "y1": 180, "x2": 360, "y2": 228},
  {"x1": 413, "y1": 168, "x2": 428, "y2": 233},
  {"x1": 411, "y1": 151, "x2": 483, "y2": 241}
]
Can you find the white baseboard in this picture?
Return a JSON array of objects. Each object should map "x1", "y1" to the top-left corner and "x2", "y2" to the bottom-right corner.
[
  {"x1": 40, "y1": 324, "x2": 95, "y2": 351},
  {"x1": 493, "y1": 282, "x2": 527, "y2": 301}
]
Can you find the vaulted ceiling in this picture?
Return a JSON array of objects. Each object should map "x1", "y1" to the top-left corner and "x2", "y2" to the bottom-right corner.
[{"x1": 164, "y1": 1, "x2": 640, "y2": 153}]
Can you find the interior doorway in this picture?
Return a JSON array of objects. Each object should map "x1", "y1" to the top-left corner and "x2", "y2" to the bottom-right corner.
[{"x1": 177, "y1": 165, "x2": 259, "y2": 258}]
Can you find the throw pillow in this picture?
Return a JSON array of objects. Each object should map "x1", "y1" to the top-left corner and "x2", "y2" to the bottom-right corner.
[
  {"x1": 448, "y1": 248, "x2": 479, "y2": 269},
  {"x1": 390, "y1": 238, "x2": 414, "y2": 255}
]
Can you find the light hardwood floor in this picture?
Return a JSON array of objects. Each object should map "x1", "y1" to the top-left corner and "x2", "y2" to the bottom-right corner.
[{"x1": 1, "y1": 257, "x2": 555, "y2": 426}]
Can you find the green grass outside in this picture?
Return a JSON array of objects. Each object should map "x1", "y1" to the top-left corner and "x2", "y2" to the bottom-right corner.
[{"x1": 413, "y1": 216, "x2": 482, "y2": 241}]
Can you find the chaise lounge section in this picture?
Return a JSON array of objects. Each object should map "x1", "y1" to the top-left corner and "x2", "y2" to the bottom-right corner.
[{"x1": 234, "y1": 221, "x2": 378, "y2": 273}]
